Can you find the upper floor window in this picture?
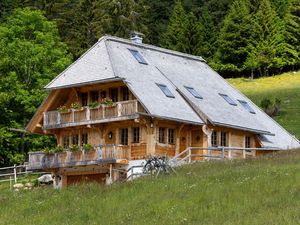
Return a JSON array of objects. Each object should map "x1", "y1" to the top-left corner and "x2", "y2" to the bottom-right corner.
[
  {"x1": 185, "y1": 86, "x2": 203, "y2": 99},
  {"x1": 211, "y1": 131, "x2": 217, "y2": 147},
  {"x1": 220, "y1": 131, "x2": 228, "y2": 146},
  {"x1": 132, "y1": 127, "x2": 140, "y2": 143},
  {"x1": 81, "y1": 93, "x2": 88, "y2": 106},
  {"x1": 156, "y1": 83, "x2": 175, "y2": 98},
  {"x1": 120, "y1": 128, "x2": 128, "y2": 145},
  {"x1": 128, "y1": 49, "x2": 148, "y2": 65},
  {"x1": 109, "y1": 88, "x2": 118, "y2": 102},
  {"x1": 91, "y1": 91, "x2": 99, "y2": 102},
  {"x1": 121, "y1": 86, "x2": 129, "y2": 101},
  {"x1": 238, "y1": 100, "x2": 256, "y2": 114},
  {"x1": 159, "y1": 127, "x2": 165, "y2": 143},
  {"x1": 245, "y1": 136, "x2": 251, "y2": 148},
  {"x1": 168, "y1": 129, "x2": 175, "y2": 144},
  {"x1": 219, "y1": 93, "x2": 237, "y2": 106}
]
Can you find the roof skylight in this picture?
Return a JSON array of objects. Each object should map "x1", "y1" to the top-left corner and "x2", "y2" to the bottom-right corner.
[
  {"x1": 128, "y1": 49, "x2": 148, "y2": 65},
  {"x1": 238, "y1": 100, "x2": 256, "y2": 114},
  {"x1": 157, "y1": 83, "x2": 175, "y2": 98},
  {"x1": 185, "y1": 86, "x2": 203, "y2": 99},
  {"x1": 219, "y1": 93, "x2": 237, "y2": 106}
]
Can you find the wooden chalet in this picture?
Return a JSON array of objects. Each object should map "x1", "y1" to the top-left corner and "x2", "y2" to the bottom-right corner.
[{"x1": 26, "y1": 34, "x2": 300, "y2": 188}]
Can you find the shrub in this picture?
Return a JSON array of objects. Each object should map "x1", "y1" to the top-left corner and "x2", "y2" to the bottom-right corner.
[
  {"x1": 88, "y1": 101, "x2": 99, "y2": 109},
  {"x1": 57, "y1": 105, "x2": 68, "y2": 113},
  {"x1": 83, "y1": 144, "x2": 93, "y2": 152},
  {"x1": 69, "y1": 144, "x2": 80, "y2": 152},
  {"x1": 260, "y1": 97, "x2": 281, "y2": 117},
  {"x1": 53, "y1": 146, "x2": 64, "y2": 153}
]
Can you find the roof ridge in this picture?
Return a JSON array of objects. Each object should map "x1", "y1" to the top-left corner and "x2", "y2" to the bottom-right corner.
[{"x1": 103, "y1": 35, "x2": 206, "y2": 63}]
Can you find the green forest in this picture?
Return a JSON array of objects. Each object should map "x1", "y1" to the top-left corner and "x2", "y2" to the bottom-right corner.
[{"x1": 0, "y1": 0, "x2": 299, "y2": 166}]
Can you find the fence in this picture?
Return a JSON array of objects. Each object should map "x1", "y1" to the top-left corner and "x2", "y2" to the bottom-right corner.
[{"x1": 0, "y1": 164, "x2": 46, "y2": 184}]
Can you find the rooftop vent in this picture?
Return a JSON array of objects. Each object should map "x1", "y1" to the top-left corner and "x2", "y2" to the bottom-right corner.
[{"x1": 130, "y1": 31, "x2": 143, "y2": 44}]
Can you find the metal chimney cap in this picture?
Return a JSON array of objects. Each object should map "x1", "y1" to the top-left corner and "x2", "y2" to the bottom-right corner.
[{"x1": 130, "y1": 31, "x2": 144, "y2": 44}]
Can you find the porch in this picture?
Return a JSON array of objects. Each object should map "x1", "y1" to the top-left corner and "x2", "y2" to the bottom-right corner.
[{"x1": 43, "y1": 100, "x2": 142, "y2": 129}]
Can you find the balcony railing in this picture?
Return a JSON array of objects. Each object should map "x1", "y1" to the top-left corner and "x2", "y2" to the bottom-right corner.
[
  {"x1": 27, "y1": 145, "x2": 129, "y2": 170},
  {"x1": 44, "y1": 100, "x2": 141, "y2": 129}
]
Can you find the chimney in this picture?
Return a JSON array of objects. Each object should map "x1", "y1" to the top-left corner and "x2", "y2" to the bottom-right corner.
[{"x1": 130, "y1": 31, "x2": 143, "y2": 44}]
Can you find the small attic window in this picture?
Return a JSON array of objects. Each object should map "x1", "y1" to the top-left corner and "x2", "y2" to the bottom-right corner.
[
  {"x1": 185, "y1": 86, "x2": 203, "y2": 99},
  {"x1": 238, "y1": 100, "x2": 256, "y2": 114},
  {"x1": 128, "y1": 49, "x2": 147, "y2": 65},
  {"x1": 156, "y1": 83, "x2": 175, "y2": 98},
  {"x1": 219, "y1": 93, "x2": 237, "y2": 106}
]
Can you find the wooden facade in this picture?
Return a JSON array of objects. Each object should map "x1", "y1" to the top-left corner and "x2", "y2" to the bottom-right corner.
[{"x1": 27, "y1": 81, "x2": 266, "y2": 189}]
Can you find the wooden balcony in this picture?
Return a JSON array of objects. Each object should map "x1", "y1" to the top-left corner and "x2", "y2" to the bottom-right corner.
[
  {"x1": 27, "y1": 145, "x2": 129, "y2": 171},
  {"x1": 43, "y1": 100, "x2": 141, "y2": 129}
]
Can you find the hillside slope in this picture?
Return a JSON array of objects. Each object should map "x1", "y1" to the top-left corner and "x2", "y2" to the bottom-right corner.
[
  {"x1": 228, "y1": 71, "x2": 300, "y2": 139},
  {"x1": 1, "y1": 151, "x2": 300, "y2": 225}
]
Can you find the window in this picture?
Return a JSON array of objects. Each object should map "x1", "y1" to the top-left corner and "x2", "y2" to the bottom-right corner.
[
  {"x1": 81, "y1": 93, "x2": 88, "y2": 106},
  {"x1": 156, "y1": 84, "x2": 175, "y2": 98},
  {"x1": 91, "y1": 91, "x2": 99, "y2": 102},
  {"x1": 185, "y1": 86, "x2": 203, "y2": 99},
  {"x1": 63, "y1": 135, "x2": 69, "y2": 149},
  {"x1": 238, "y1": 100, "x2": 256, "y2": 114},
  {"x1": 81, "y1": 133, "x2": 88, "y2": 146},
  {"x1": 121, "y1": 86, "x2": 129, "y2": 101},
  {"x1": 132, "y1": 127, "x2": 140, "y2": 143},
  {"x1": 168, "y1": 129, "x2": 175, "y2": 144},
  {"x1": 211, "y1": 131, "x2": 217, "y2": 147},
  {"x1": 120, "y1": 128, "x2": 128, "y2": 145},
  {"x1": 128, "y1": 49, "x2": 148, "y2": 64},
  {"x1": 220, "y1": 132, "x2": 228, "y2": 146},
  {"x1": 109, "y1": 88, "x2": 118, "y2": 102},
  {"x1": 159, "y1": 127, "x2": 165, "y2": 143},
  {"x1": 219, "y1": 93, "x2": 237, "y2": 106},
  {"x1": 72, "y1": 134, "x2": 79, "y2": 145},
  {"x1": 245, "y1": 136, "x2": 251, "y2": 148},
  {"x1": 100, "y1": 90, "x2": 106, "y2": 99}
]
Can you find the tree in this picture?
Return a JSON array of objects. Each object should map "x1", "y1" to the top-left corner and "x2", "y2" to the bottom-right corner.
[
  {"x1": 0, "y1": 8, "x2": 71, "y2": 166},
  {"x1": 246, "y1": 0, "x2": 286, "y2": 76},
  {"x1": 161, "y1": 0, "x2": 187, "y2": 52},
  {"x1": 212, "y1": 0, "x2": 253, "y2": 76}
]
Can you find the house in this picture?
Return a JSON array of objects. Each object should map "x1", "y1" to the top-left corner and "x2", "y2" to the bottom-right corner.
[{"x1": 26, "y1": 33, "x2": 300, "y2": 188}]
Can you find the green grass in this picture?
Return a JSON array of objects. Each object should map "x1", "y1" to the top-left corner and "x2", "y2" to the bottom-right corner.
[
  {"x1": 228, "y1": 71, "x2": 300, "y2": 139},
  {"x1": 1, "y1": 151, "x2": 300, "y2": 225}
]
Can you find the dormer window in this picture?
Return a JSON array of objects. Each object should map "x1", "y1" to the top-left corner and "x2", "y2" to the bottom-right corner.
[
  {"x1": 185, "y1": 86, "x2": 203, "y2": 99},
  {"x1": 219, "y1": 93, "x2": 237, "y2": 106},
  {"x1": 238, "y1": 100, "x2": 256, "y2": 114},
  {"x1": 128, "y1": 49, "x2": 148, "y2": 65},
  {"x1": 156, "y1": 83, "x2": 175, "y2": 98}
]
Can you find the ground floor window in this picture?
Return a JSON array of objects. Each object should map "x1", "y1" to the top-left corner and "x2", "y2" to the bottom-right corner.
[
  {"x1": 72, "y1": 134, "x2": 79, "y2": 145},
  {"x1": 159, "y1": 127, "x2": 165, "y2": 143},
  {"x1": 168, "y1": 129, "x2": 175, "y2": 144},
  {"x1": 81, "y1": 133, "x2": 88, "y2": 146},
  {"x1": 245, "y1": 136, "x2": 251, "y2": 148},
  {"x1": 63, "y1": 135, "x2": 69, "y2": 149},
  {"x1": 120, "y1": 128, "x2": 128, "y2": 145},
  {"x1": 132, "y1": 127, "x2": 140, "y2": 143},
  {"x1": 211, "y1": 131, "x2": 217, "y2": 147},
  {"x1": 220, "y1": 132, "x2": 228, "y2": 146}
]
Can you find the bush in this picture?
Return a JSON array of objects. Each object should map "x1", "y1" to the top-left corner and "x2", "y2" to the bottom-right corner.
[
  {"x1": 260, "y1": 97, "x2": 281, "y2": 117},
  {"x1": 69, "y1": 144, "x2": 80, "y2": 152},
  {"x1": 83, "y1": 144, "x2": 93, "y2": 152}
]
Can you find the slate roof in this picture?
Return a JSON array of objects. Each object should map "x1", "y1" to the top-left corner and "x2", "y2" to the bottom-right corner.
[{"x1": 44, "y1": 36, "x2": 300, "y2": 149}]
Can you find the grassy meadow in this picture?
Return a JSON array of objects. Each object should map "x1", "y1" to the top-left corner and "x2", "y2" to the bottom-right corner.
[
  {"x1": 228, "y1": 71, "x2": 300, "y2": 139},
  {"x1": 1, "y1": 150, "x2": 300, "y2": 225}
]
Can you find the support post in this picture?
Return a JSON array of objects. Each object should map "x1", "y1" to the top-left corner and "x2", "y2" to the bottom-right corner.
[
  {"x1": 188, "y1": 147, "x2": 192, "y2": 163},
  {"x1": 13, "y1": 164, "x2": 17, "y2": 183},
  {"x1": 222, "y1": 147, "x2": 225, "y2": 159},
  {"x1": 228, "y1": 149, "x2": 232, "y2": 159},
  {"x1": 243, "y1": 149, "x2": 246, "y2": 159},
  {"x1": 117, "y1": 103, "x2": 122, "y2": 117},
  {"x1": 86, "y1": 107, "x2": 90, "y2": 121},
  {"x1": 57, "y1": 112, "x2": 61, "y2": 124}
]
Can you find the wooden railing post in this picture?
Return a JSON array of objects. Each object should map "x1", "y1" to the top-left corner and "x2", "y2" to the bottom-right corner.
[
  {"x1": 228, "y1": 149, "x2": 232, "y2": 159},
  {"x1": 243, "y1": 149, "x2": 246, "y2": 159},
  {"x1": 71, "y1": 110, "x2": 75, "y2": 123},
  {"x1": 188, "y1": 147, "x2": 192, "y2": 163},
  {"x1": 222, "y1": 147, "x2": 225, "y2": 159},
  {"x1": 117, "y1": 103, "x2": 122, "y2": 117},
  {"x1": 135, "y1": 100, "x2": 138, "y2": 113},
  {"x1": 43, "y1": 112, "x2": 47, "y2": 126},
  {"x1": 57, "y1": 112, "x2": 61, "y2": 124},
  {"x1": 102, "y1": 105, "x2": 105, "y2": 119},
  {"x1": 13, "y1": 164, "x2": 17, "y2": 183},
  {"x1": 86, "y1": 107, "x2": 90, "y2": 121}
]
